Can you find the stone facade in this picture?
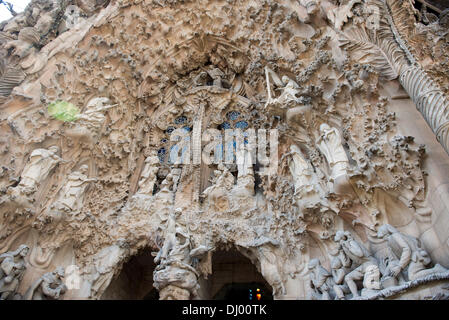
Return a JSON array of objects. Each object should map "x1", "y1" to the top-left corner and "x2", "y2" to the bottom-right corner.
[{"x1": 0, "y1": 0, "x2": 449, "y2": 300}]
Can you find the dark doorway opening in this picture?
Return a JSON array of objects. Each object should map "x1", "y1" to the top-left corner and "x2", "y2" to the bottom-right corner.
[
  {"x1": 199, "y1": 249, "x2": 273, "y2": 300},
  {"x1": 101, "y1": 249, "x2": 158, "y2": 300},
  {"x1": 213, "y1": 282, "x2": 273, "y2": 301}
]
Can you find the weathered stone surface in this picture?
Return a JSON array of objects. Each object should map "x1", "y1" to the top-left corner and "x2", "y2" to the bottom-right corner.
[{"x1": 0, "y1": 0, "x2": 448, "y2": 300}]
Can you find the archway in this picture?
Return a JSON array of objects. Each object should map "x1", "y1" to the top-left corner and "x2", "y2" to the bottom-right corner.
[
  {"x1": 101, "y1": 249, "x2": 158, "y2": 300},
  {"x1": 199, "y1": 249, "x2": 273, "y2": 300}
]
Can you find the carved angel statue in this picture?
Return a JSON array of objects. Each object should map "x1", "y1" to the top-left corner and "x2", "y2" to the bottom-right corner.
[
  {"x1": 24, "y1": 267, "x2": 67, "y2": 300},
  {"x1": 19, "y1": 146, "x2": 62, "y2": 194},
  {"x1": 159, "y1": 172, "x2": 174, "y2": 193},
  {"x1": 65, "y1": 97, "x2": 117, "y2": 142},
  {"x1": 0, "y1": 245, "x2": 29, "y2": 300},
  {"x1": 136, "y1": 153, "x2": 160, "y2": 196},
  {"x1": 264, "y1": 66, "x2": 301, "y2": 108},
  {"x1": 76, "y1": 97, "x2": 116, "y2": 130},
  {"x1": 50, "y1": 164, "x2": 97, "y2": 215},
  {"x1": 9, "y1": 146, "x2": 62, "y2": 202}
]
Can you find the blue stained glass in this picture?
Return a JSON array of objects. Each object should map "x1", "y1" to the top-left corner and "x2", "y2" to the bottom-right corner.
[
  {"x1": 165, "y1": 126, "x2": 175, "y2": 134},
  {"x1": 157, "y1": 148, "x2": 166, "y2": 162},
  {"x1": 219, "y1": 122, "x2": 231, "y2": 130},
  {"x1": 235, "y1": 121, "x2": 248, "y2": 129},
  {"x1": 227, "y1": 111, "x2": 240, "y2": 121},
  {"x1": 175, "y1": 116, "x2": 187, "y2": 124}
]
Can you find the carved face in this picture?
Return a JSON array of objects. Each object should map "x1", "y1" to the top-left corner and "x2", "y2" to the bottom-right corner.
[
  {"x1": 20, "y1": 246, "x2": 29, "y2": 257},
  {"x1": 54, "y1": 267, "x2": 65, "y2": 278},
  {"x1": 416, "y1": 250, "x2": 431, "y2": 265}
]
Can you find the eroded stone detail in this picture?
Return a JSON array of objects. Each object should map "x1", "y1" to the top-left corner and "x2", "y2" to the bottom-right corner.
[{"x1": 0, "y1": 0, "x2": 448, "y2": 300}]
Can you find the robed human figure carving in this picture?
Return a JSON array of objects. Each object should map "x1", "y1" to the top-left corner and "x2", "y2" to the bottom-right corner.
[
  {"x1": 16, "y1": 146, "x2": 62, "y2": 195},
  {"x1": 317, "y1": 123, "x2": 352, "y2": 194},
  {"x1": 286, "y1": 144, "x2": 313, "y2": 195},
  {"x1": 50, "y1": 164, "x2": 97, "y2": 220}
]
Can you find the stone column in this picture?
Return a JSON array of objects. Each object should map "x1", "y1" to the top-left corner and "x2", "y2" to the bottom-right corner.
[
  {"x1": 153, "y1": 261, "x2": 200, "y2": 300},
  {"x1": 399, "y1": 66, "x2": 449, "y2": 155}
]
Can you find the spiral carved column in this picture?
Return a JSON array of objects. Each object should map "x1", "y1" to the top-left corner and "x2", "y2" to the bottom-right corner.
[{"x1": 399, "y1": 66, "x2": 449, "y2": 154}]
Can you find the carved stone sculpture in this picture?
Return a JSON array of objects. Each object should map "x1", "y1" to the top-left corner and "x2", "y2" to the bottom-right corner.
[
  {"x1": 88, "y1": 239, "x2": 130, "y2": 299},
  {"x1": 408, "y1": 249, "x2": 448, "y2": 281},
  {"x1": 16, "y1": 146, "x2": 61, "y2": 195},
  {"x1": 316, "y1": 123, "x2": 353, "y2": 194},
  {"x1": 285, "y1": 144, "x2": 313, "y2": 195},
  {"x1": 334, "y1": 231, "x2": 379, "y2": 298},
  {"x1": 378, "y1": 224, "x2": 448, "y2": 282},
  {"x1": 49, "y1": 165, "x2": 97, "y2": 219},
  {"x1": 330, "y1": 247, "x2": 351, "y2": 300},
  {"x1": 153, "y1": 208, "x2": 202, "y2": 300},
  {"x1": 4, "y1": 27, "x2": 40, "y2": 59},
  {"x1": 202, "y1": 164, "x2": 234, "y2": 212},
  {"x1": 256, "y1": 245, "x2": 286, "y2": 298},
  {"x1": 308, "y1": 258, "x2": 333, "y2": 300},
  {"x1": 65, "y1": 97, "x2": 116, "y2": 142},
  {"x1": 300, "y1": 0, "x2": 320, "y2": 15},
  {"x1": 24, "y1": 267, "x2": 67, "y2": 300},
  {"x1": 136, "y1": 153, "x2": 160, "y2": 196},
  {"x1": 1, "y1": 0, "x2": 449, "y2": 302},
  {"x1": 265, "y1": 67, "x2": 301, "y2": 108},
  {"x1": 7, "y1": 146, "x2": 61, "y2": 207},
  {"x1": 361, "y1": 264, "x2": 382, "y2": 298},
  {"x1": 317, "y1": 124, "x2": 348, "y2": 180},
  {"x1": 234, "y1": 150, "x2": 255, "y2": 199},
  {"x1": 377, "y1": 224, "x2": 421, "y2": 280},
  {"x1": 0, "y1": 245, "x2": 29, "y2": 300}
]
